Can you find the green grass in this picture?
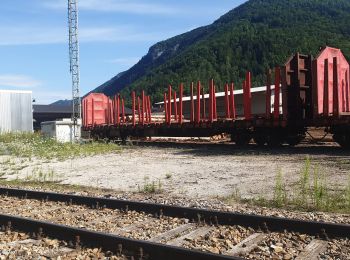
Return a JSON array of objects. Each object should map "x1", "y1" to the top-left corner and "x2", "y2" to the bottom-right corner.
[
  {"x1": 138, "y1": 176, "x2": 163, "y2": 193},
  {"x1": 0, "y1": 132, "x2": 121, "y2": 160},
  {"x1": 226, "y1": 157, "x2": 350, "y2": 214}
]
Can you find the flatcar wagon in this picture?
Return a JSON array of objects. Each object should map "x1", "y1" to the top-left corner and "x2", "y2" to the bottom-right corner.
[{"x1": 82, "y1": 46, "x2": 350, "y2": 148}]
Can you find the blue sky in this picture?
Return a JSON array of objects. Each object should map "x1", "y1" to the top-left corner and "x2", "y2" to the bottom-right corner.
[{"x1": 0, "y1": 0, "x2": 246, "y2": 104}]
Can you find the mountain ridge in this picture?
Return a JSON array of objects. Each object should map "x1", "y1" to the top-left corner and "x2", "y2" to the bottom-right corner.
[{"x1": 91, "y1": 0, "x2": 350, "y2": 103}]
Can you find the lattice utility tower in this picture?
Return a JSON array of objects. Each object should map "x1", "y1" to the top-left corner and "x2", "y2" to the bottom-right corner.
[{"x1": 68, "y1": 0, "x2": 81, "y2": 139}]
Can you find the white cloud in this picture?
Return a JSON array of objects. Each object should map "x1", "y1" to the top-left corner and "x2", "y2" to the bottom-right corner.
[
  {"x1": 0, "y1": 25, "x2": 179, "y2": 46},
  {"x1": 44, "y1": 0, "x2": 180, "y2": 15},
  {"x1": 0, "y1": 75, "x2": 42, "y2": 88}
]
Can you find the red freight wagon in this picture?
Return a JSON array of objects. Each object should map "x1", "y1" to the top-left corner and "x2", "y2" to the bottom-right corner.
[
  {"x1": 83, "y1": 93, "x2": 112, "y2": 126},
  {"x1": 313, "y1": 47, "x2": 350, "y2": 117},
  {"x1": 83, "y1": 46, "x2": 350, "y2": 148}
]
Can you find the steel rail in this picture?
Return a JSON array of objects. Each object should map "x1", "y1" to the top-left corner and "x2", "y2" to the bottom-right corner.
[
  {"x1": 0, "y1": 213, "x2": 240, "y2": 260},
  {"x1": 0, "y1": 187, "x2": 349, "y2": 239}
]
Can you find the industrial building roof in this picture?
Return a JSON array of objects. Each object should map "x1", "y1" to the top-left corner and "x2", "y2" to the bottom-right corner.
[{"x1": 33, "y1": 105, "x2": 72, "y2": 114}]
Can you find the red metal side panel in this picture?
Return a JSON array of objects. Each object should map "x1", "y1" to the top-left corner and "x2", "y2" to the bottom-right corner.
[
  {"x1": 82, "y1": 93, "x2": 110, "y2": 126},
  {"x1": 314, "y1": 47, "x2": 350, "y2": 116}
]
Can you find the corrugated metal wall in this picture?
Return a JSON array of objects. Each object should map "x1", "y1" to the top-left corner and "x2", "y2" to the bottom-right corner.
[{"x1": 0, "y1": 90, "x2": 33, "y2": 133}]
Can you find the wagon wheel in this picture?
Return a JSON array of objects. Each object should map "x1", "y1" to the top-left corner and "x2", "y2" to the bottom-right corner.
[
  {"x1": 266, "y1": 134, "x2": 283, "y2": 147},
  {"x1": 333, "y1": 134, "x2": 350, "y2": 149},
  {"x1": 253, "y1": 133, "x2": 267, "y2": 146},
  {"x1": 286, "y1": 135, "x2": 304, "y2": 147},
  {"x1": 231, "y1": 131, "x2": 252, "y2": 146}
]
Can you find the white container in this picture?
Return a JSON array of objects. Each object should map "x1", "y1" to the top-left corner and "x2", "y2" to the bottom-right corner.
[{"x1": 41, "y1": 118, "x2": 81, "y2": 143}]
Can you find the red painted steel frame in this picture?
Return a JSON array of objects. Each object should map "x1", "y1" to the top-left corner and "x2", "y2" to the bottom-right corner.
[
  {"x1": 113, "y1": 96, "x2": 117, "y2": 125},
  {"x1": 333, "y1": 57, "x2": 339, "y2": 117},
  {"x1": 323, "y1": 59, "x2": 329, "y2": 116},
  {"x1": 213, "y1": 85, "x2": 218, "y2": 119},
  {"x1": 137, "y1": 96, "x2": 141, "y2": 124},
  {"x1": 132, "y1": 92, "x2": 136, "y2": 126},
  {"x1": 164, "y1": 93, "x2": 168, "y2": 123},
  {"x1": 179, "y1": 84, "x2": 183, "y2": 124},
  {"x1": 209, "y1": 79, "x2": 214, "y2": 122},
  {"x1": 91, "y1": 98, "x2": 95, "y2": 125},
  {"x1": 266, "y1": 70, "x2": 272, "y2": 119},
  {"x1": 145, "y1": 95, "x2": 149, "y2": 123},
  {"x1": 346, "y1": 69, "x2": 350, "y2": 112},
  {"x1": 117, "y1": 95, "x2": 120, "y2": 125},
  {"x1": 147, "y1": 96, "x2": 152, "y2": 123},
  {"x1": 230, "y1": 83, "x2": 236, "y2": 119},
  {"x1": 174, "y1": 91, "x2": 178, "y2": 122},
  {"x1": 141, "y1": 91, "x2": 145, "y2": 125},
  {"x1": 121, "y1": 98, "x2": 125, "y2": 123},
  {"x1": 202, "y1": 87, "x2": 206, "y2": 120},
  {"x1": 274, "y1": 67, "x2": 281, "y2": 120},
  {"x1": 168, "y1": 85, "x2": 172, "y2": 124},
  {"x1": 244, "y1": 72, "x2": 252, "y2": 120},
  {"x1": 190, "y1": 83, "x2": 194, "y2": 123},
  {"x1": 196, "y1": 81, "x2": 201, "y2": 124},
  {"x1": 224, "y1": 83, "x2": 230, "y2": 118}
]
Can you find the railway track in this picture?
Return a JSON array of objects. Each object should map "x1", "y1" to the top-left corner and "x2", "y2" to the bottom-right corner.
[{"x1": 0, "y1": 187, "x2": 349, "y2": 259}]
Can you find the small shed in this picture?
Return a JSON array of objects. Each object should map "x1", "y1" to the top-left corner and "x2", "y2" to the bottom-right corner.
[
  {"x1": 0, "y1": 90, "x2": 33, "y2": 134},
  {"x1": 41, "y1": 119, "x2": 81, "y2": 143}
]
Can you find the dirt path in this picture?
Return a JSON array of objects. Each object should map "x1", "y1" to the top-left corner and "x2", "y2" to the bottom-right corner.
[{"x1": 2, "y1": 144, "x2": 349, "y2": 199}]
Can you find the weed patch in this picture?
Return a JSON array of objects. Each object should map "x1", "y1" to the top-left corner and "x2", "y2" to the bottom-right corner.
[{"x1": 0, "y1": 132, "x2": 121, "y2": 160}]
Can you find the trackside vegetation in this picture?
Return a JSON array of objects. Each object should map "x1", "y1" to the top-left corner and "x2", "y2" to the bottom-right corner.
[{"x1": 0, "y1": 133, "x2": 121, "y2": 160}]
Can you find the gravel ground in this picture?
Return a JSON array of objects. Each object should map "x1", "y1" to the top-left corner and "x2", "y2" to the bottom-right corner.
[
  {"x1": 0, "y1": 231, "x2": 124, "y2": 259},
  {"x1": 1, "y1": 144, "x2": 349, "y2": 199},
  {"x1": 0, "y1": 194, "x2": 349, "y2": 259},
  {"x1": 183, "y1": 225, "x2": 254, "y2": 254}
]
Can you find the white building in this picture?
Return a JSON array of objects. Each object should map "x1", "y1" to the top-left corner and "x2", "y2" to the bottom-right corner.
[{"x1": 0, "y1": 90, "x2": 33, "y2": 133}]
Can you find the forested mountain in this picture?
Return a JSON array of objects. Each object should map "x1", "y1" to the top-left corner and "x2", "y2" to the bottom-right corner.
[{"x1": 91, "y1": 0, "x2": 350, "y2": 103}]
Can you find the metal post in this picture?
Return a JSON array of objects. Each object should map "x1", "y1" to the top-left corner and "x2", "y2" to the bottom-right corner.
[
  {"x1": 121, "y1": 98, "x2": 125, "y2": 123},
  {"x1": 137, "y1": 96, "x2": 141, "y2": 124},
  {"x1": 202, "y1": 86, "x2": 205, "y2": 120},
  {"x1": 117, "y1": 95, "x2": 120, "y2": 125},
  {"x1": 266, "y1": 70, "x2": 272, "y2": 119},
  {"x1": 342, "y1": 79, "x2": 346, "y2": 113},
  {"x1": 209, "y1": 79, "x2": 214, "y2": 123},
  {"x1": 106, "y1": 101, "x2": 109, "y2": 125},
  {"x1": 141, "y1": 91, "x2": 145, "y2": 125},
  {"x1": 113, "y1": 96, "x2": 116, "y2": 125},
  {"x1": 323, "y1": 59, "x2": 329, "y2": 116},
  {"x1": 148, "y1": 96, "x2": 152, "y2": 123},
  {"x1": 196, "y1": 81, "x2": 201, "y2": 124},
  {"x1": 213, "y1": 85, "x2": 217, "y2": 120},
  {"x1": 91, "y1": 98, "x2": 94, "y2": 126},
  {"x1": 346, "y1": 69, "x2": 349, "y2": 112},
  {"x1": 164, "y1": 93, "x2": 168, "y2": 124},
  {"x1": 245, "y1": 71, "x2": 252, "y2": 120},
  {"x1": 230, "y1": 83, "x2": 236, "y2": 119},
  {"x1": 179, "y1": 84, "x2": 183, "y2": 124},
  {"x1": 168, "y1": 85, "x2": 172, "y2": 124},
  {"x1": 132, "y1": 92, "x2": 136, "y2": 126},
  {"x1": 333, "y1": 57, "x2": 339, "y2": 117},
  {"x1": 68, "y1": 0, "x2": 81, "y2": 139},
  {"x1": 174, "y1": 91, "x2": 177, "y2": 122},
  {"x1": 224, "y1": 83, "x2": 230, "y2": 118},
  {"x1": 144, "y1": 95, "x2": 148, "y2": 123},
  {"x1": 274, "y1": 68, "x2": 280, "y2": 120},
  {"x1": 281, "y1": 66, "x2": 288, "y2": 120},
  {"x1": 190, "y1": 83, "x2": 194, "y2": 123}
]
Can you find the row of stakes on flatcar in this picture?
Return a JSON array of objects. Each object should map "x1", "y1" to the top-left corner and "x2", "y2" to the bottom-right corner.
[{"x1": 83, "y1": 68, "x2": 284, "y2": 127}]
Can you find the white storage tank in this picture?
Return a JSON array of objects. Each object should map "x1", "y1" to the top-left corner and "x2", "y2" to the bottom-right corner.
[
  {"x1": 0, "y1": 90, "x2": 33, "y2": 134},
  {"x1": 41, "y1": 119, "x2": 81, "y2": 143}
]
